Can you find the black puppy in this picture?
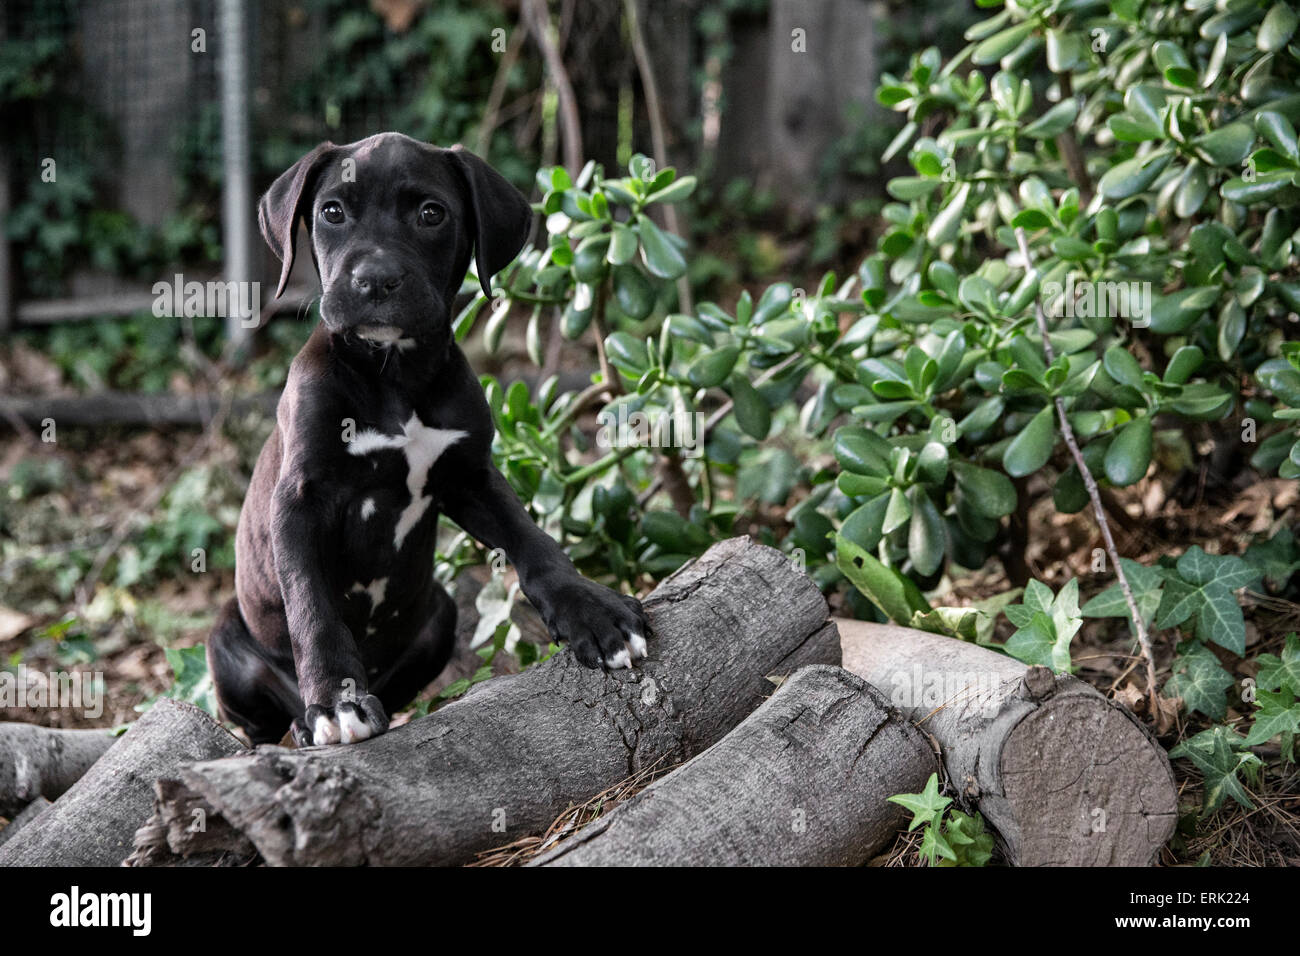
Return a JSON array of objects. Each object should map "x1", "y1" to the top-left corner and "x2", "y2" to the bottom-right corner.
[{"x1": 208, "y1": 133, "x2": 649, "y2": 747}]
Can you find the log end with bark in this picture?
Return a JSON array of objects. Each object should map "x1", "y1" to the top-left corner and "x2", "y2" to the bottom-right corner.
[
  {"x1": 0, "y1": 698, "x2": 244, "y2": 867},
  {"x1": 839, "y1": 619, "x2": 1177, "y2": 866},
  {"x1": 532, "y1": 664, "x2": 936, "y2": 866}
]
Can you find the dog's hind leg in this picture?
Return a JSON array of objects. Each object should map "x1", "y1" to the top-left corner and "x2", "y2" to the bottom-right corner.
[
  {"x1": 206, "y1": 597, "x2": 304, "y2": 745},
  {"x1": 369, "y1": 585, "x2": 457, "y2": 716}
]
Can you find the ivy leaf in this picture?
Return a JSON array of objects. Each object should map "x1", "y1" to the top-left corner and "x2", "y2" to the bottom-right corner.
[
  {"x1": 1153, "y1": 548, "x2": 1260, "y2": 654},
  {"x1": 1002, "y1": 579, "x2": 1081, "y2": 672},
  {"x1": 1242, "y1": 686, "x2": 1300, "y2": 748},
  {"x1": 1164, "y1": 642, "x2": 1234, "y2": 719},
  {"x1": 1081, "y1": 558, "x2": 1164, "y2": 628},
  {"x1": 1244, "y1": 530, "x2": 1300, "y2": 591},
  {"x1": 149, "y1": 644, "x2": 218, "y2": 718},
  {"x1": 887, "y1": 772, "x2": 951, "y2": 830},
  {"x1": 1169, "y1": 726, "x2": 1262, "y2": 814},
  {"x1": 938, "y1": 810, "x2": 995, "y2": 867},
  {"x1": 1256, "y1": 633, "x2": 1300, "y2": 695}
]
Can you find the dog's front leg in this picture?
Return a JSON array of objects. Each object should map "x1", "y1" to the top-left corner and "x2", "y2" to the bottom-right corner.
[
  {"x1": 443, "y1": 467, "x2": 650, "y2": 669},
  {"x1": 272, "y1": 477, "x2": 388, "y2": 745}
]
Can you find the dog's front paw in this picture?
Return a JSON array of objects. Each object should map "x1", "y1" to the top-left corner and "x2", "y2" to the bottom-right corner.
[
  {"x1": 541, "y1": 577, "x2": 651, "y2": 670},
  {"x1": 291, "y1": 693, "x2": 388, "y2": 747}
]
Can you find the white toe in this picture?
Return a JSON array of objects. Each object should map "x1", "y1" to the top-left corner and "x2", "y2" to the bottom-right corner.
[
  {"x1": 606, "y1": 648, "x2": 632, "y2": 669},
  {"x1": 313, "y1": 714, "x2": 341, "y2": 746},
  {"x1": 628, "y1": 633, "x2": 647, "y2": 659},
  {"x1": 338, "y1": 708, "x2": 371, "y2": 744}
]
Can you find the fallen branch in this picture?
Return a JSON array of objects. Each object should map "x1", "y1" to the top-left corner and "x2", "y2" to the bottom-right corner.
[
  {"x1": 0, "y1": 723, "x2": 118, "y2": 816},
  {"x1": 0, "y1": 796, "x2": 49, "y2": 848},
  {"x1": 839, "y1": 619, "x2": 1177, "y2": 866},
  {"x1": 132, "y1": 537, "x2": 838, "y2": 866},
  {"x1": 0, "y1": 699, "x2": 244, "y2": 866},
  {"x1": 1014, "y1": 226, "x2": 1159, "y2": 712},
  {"x1": 531, "y1": 664, "x2": 935, "y2": 866},
  {"x1": 0, "y1": 390, "x2": 278, "y2": 429}
]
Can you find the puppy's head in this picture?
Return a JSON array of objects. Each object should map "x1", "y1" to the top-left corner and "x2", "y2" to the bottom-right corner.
[{"x1": 258, "y1": 132, "x2": 531, "y2": 347}]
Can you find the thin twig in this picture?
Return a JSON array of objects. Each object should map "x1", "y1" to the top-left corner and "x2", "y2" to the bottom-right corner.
[
  {"x1": 522, "y1": 0, "x2": 583, "y2": 174},
  {"x1": 1013, "y1": 226, "x2": 1159, "y2": 712},
  {"x1": 590, "y1": 282, "x2": 616, "y2": 396},
  {"x1": 475, "y1": 18, "x2": 528, "y2": 157},
  {"x1": 623, "y1": 0, "x2": 693, "y2": 315}
]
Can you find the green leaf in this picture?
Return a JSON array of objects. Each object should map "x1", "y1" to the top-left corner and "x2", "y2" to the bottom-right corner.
[
  {"x1": 836, "y1": 534, "x2": 932, "y2": 625},
  {"x1": 1001, "y1": 579, "x2": 1081, "y2": 672},
  {"x1": 687, "y1": 344, "x2": 741, "y2": 388},
  {"x1": 1166, "y1": 644, "x2": 1235, "y2": 720},
  {"x1": 729, "y1": 374, "x2": 771, "y2": 439},
  {"x1": 972, "y1": 22, "x2": 1034, "y2": 65},
  {"x1": 1258, "y1": 2, "x2": 1299, "y2": 52},
  {"x1": 1169, "y1": 726, "x2": 1262, "y2": 813},
  {"x1": 1104, "y1": 416, "x2": 1152, "y2": 487},
  {"x1": 1023, "y1": 98, "x2": 1079, "y2": 139},
  {"x1": 1152, "y1": 40, "x2": 1196, "y2": 87},
  {"x1": 1242, "y1": 686, "x2": 1300, "y2": 747},
  {"x1": 908, "y1": 487, "x2": 946, "y2": 576},
  {"x1": 1103, "y1": 345, "x2": 1144, "y2": 388},
  {"x1": 887, "y1": 773, "x2": 951, "y2": 830},
  {"x1": 951, "y1": 462, "x2": 1017, "y2": 518},
  {"x1": 834, "y1": 427, "x2": 892, "y2": 476},
  {"x1": 1193, "y1": 123, "x2": 1256, "y2": 168},
  {"x1": 607, "y1": 222, "x2": 639, "y2": 264},
  {"x1": 882, "y1": 486, "x2": 912, "y2": 535},
  {"x1": 157, "y1": 644, "x2": 218, "y2": 717},
  {"x1": 636, "y1": 215, "x2": 687, "y2": 279},
  {"x1": 1081, "y1": 558, "x2": 1165, "y2": 629},
  {"x1": 1177, "y1": 545, "x2": 1261, "y2": 591},
  {"x1": 1098, "y1": 151, "x2": 1173, "y2": 200},
  {"x1": 1002, "y1": 404, "x2": 1055, "y2": 478},
  {"x1": 1256, "y1": 110, "x2": 1300, "y2": 163},
  {"x1": 612, "y1": 264, "x2": 655, "y2": 320},
  {"x1": 1256, "y1": 633, "x2": 1300, "y2": 693},
  {"x1": 646, "y1": 174, "x2": 697, "y2": 205},
  {"x1": 839, "y1": 494, "x2": 891, "y2": 552},
  {"x1": 927, "y1": 183, "x2": 971, "y2": 246}
]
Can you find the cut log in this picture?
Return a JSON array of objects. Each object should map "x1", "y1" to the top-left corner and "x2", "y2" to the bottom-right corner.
[
  {"x1": 0, "y1": 723, "x2": 118, "y2": 816},
  {"x1": 532, "y1": 664, "x2": 936, "y2": 866},
  {"x1": 838, "y1": 619, "x2": 1177, "y2": 866},
  {"x1": 132, "y1": 537, "x2": 839, "y2": 866},
  {"x1": 0, "y1": 699, "x2": 244, "y2": 867},
  {"x1": 0, "y1": 796, "x2": 50, "y2": 848}
]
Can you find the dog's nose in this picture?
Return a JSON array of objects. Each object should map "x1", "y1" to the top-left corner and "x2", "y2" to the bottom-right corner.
[{"x1": 350, "y1": 262, "x2": 406, "y2": 302}]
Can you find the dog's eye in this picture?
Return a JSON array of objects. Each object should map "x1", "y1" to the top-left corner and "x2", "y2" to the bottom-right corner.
[
  {"x1": 419, "y1": 202, "x2": 446, "y2": 227},
  {"x1": 320, "y1": 202, "x2": 345, "y2": 225}
]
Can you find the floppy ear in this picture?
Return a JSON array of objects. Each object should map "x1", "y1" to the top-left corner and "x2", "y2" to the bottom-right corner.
[
  {"x1": 257, "y1": 142, "x2": 336, "y2": 299},
  {"x1": 448, "y1": 145, "x2": 533, "y2": 299}
]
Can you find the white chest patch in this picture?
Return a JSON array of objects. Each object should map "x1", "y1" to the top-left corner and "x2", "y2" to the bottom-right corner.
[
  {"x1": 347, "y1": 413, "x2": 467, "y2": 550},
  {"x1": 360, "y1": 497, "x2": 376, "y2": 520}
]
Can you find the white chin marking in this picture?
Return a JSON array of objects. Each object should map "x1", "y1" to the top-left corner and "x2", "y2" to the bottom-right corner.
[
  {"x1": 338, "y1": 709, "x2": 372, "y2": 744},
  {"x1": 356, "y1": 324, "x2": 403, "y2": 343},
  {"x1": 629, "y1": 633, "x2": 647, "y2": 659},
  {"x1": 313, "y1": 714, "x2": 341, "y2": 746},
  {"x1": 605, "y1": 648, "x2": 632, "y2": 670}
]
